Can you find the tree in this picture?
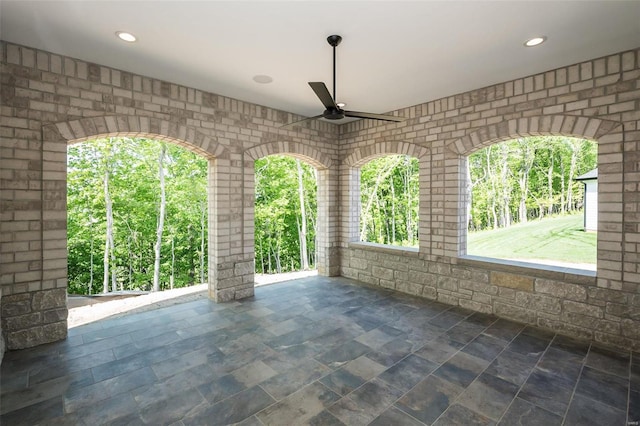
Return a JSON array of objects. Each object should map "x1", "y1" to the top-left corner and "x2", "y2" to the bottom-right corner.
[{"x1": 153, "y1": 143, "x2": 167, "y2": 292}]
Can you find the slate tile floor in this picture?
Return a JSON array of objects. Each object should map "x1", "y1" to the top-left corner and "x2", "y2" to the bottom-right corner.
[{"x1": 1, "y1": 276, "x2": 638, "y2": 425}]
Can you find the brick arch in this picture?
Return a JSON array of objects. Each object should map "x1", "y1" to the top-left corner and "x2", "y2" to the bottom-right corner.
[
  {"x1": 446, "y1": 115, "x2": 621, "y2": 155},
  {"x1": 344, "y1": 141, "x2": 429, "y2": 167},
  {"x1": 44, "y1": 115, "x2": 229, "y2": 159},
  {"x1": 244, "y1": 141, "x2": 332, "y2": 169}
]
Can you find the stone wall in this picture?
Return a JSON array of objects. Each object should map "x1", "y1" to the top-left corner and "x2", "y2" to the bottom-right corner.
[
  {"x1": 1, "y1": 39, "x2": 639, "y2": 352},
  {"x1": 339, "y1": 48, "x2": 640, "y2": 351}
]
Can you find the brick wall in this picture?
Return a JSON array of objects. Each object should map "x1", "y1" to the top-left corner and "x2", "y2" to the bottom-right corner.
[
  {"x1": 1, "y1": 40, "x2": 639, "y2": 352},
  {"x1": 339, "y1": 48, "x2": 640, "y2": 351},
  {"x1": 0, "y1": 41, "x2": 340, "y2": 350}
]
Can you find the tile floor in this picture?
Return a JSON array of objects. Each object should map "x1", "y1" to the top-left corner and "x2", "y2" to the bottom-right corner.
[{"x1": 1, "y1": 276, "x2": 638, "y2": 425}]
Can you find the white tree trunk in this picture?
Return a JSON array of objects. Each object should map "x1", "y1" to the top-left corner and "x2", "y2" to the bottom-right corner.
[
  {"x1": 153, "y1": 144, "x2": 167, "y2": 292},
  {"x1": 296, "y1": 160, "x2": 309, "y2": 270},
  {"x1": 199, "y1": 200, "x2": 206, "y2": 284},
  {"x1": 103, "y1": 164, "x2": 116, "y2": 293}
]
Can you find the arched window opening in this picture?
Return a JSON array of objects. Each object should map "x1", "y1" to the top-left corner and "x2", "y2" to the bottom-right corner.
[
  {"x1": 254, "y1": 155, "x2": 318, "y2": 275},
  {"x1": 360, "y1": 155, "x2": 419, "y2": 247},
  {"x1": 67, "y1": 137, "x2": 208, "y2": 295},
  {"x1": 466, "y1": 136, "x2": 597, "y2": 270}
]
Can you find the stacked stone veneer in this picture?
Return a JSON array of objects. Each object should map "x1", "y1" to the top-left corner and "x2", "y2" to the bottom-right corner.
[{"x1": 1, "y1": 40, "x2": 639, "y2": 352}]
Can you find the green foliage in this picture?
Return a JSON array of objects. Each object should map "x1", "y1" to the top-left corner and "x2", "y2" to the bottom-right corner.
[
  {"x1": 67, "y1": 138, "x2": 208, "y2": 294},
  {"x1": 468, "y1": 136, "x2": 597, "y2": 232},
  {"x1": 360, "y1": 155, "x2": 419, "y2": 247},
  {"x1": 254, "y1": 156, "x2": 317, "y2": 273}
]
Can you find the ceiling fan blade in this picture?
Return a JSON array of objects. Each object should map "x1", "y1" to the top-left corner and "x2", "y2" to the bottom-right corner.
[
  {"x1": 344, "y1": 110, "x2": 405, "y2": 122},
  {"x1": 308, "y1": 82, "x2": 337, "y2": 109},
  {"x1": 281, "y1": 114, "x2": 324, "y2": 129}
]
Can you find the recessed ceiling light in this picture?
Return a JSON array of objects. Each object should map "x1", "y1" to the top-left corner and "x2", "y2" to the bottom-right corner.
[
  {"x1": 116, "y1": 31, "x2": 137, "y2": 42},
  {"x1": 337, "y1": 102, "x2": 346, "y2": 108},
  {"x1": 253, "y1": 75, "x2": 273, "y2": 84},
  {"x1": 524, "y1": 36, "x2": 546, "y2": 47}
]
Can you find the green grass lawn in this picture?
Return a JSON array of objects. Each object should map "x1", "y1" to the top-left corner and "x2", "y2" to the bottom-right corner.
[{"x1": 467, "y1": 213, "x2": 596, "y2": 266}]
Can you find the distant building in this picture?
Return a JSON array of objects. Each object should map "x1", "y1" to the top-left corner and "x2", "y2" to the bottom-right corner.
[{"x1": 576, "y1": 169, "x2": 598, "y2": 232}]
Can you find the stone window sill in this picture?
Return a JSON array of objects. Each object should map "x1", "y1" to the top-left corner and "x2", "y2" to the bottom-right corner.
[
  {"x1": 348, "y1": 241, "x2": 420, "y2": 257},
  {"x1": 458, "y1": 255, "x2": 596, "y2": 286}
]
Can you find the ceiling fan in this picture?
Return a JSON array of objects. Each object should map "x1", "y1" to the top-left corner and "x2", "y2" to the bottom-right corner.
[{"x1": 283, "y1": 35, "x2": 405, "y2": 128}]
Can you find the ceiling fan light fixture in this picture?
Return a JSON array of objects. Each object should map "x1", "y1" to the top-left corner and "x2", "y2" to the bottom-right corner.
[
  {"x1": 336, "y1": 102, "x2": 346, "y2": 108},
  {"x1": 116, "y1": 31, "x2": 137, "y2": 42},
  {"x1": 524, "y1": 36, "x2": 546, "y2": 47}
]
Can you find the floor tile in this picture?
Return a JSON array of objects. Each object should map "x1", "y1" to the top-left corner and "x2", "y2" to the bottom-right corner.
[
  {"x1": 308, "y1": 410, "x2": 347, "y2": 426},
  {"x1": 445, "y1": 321, "x2": 487, "y2": 345},
  {"x1": 564, "y1": 394, "x2": 627, "y2": 426},
  {"x1": 497, "y1": 397, "x2": 562, "y2": 426},
  {"x1": 629, "y1": 390, "x2": 640, "y2": 424},
  {"x1": 183, "y1": 386, "x2": 275, "y2": 425},
  {"x1": 138, "y1": 388, "x2": 206, "y2": 425},
  {"x1": 396, "y1": 374, "x2": 464, "y2": 425},
  {"x1": 574, "y1": 366, "x2": 628, "y2": 411},
  {"x1": 484, "y1": 349, "x2": 537, "y2": 386},
  {"x1": 196, "y1": 373, "x2": 246, "y2": 404},
  {"x1": 260, "y1": 358, "x2": 331, "y2": 400},
  {"x1": 378, "y1": 353, "x2": 438, "y2": 392},
  {"x1": 64, "y1": 366, "x2": 156, "y2": 413},
  {"x1": 434, "y1": 403, "x2": 495, "y2": 426},
  {"x1": 456, "y1": 372, "x2": 519, "y2": 420},
  {"x1": 518, "y1": 368, "x2": 574, "y2": 416},
  {"x1": 257, "y1": 382, "x2": 340, "y2": 426},
  {"x1": 482, "y1": 319, "x2": 524, "y2": 343},
  {"x1": 585, "y1": 344, "x2": 630, "y2": 378},
  {"x1": 320, "y1": 366, "x2": 368, "y2": 396},
  {"x1": 462, "y1": 334, "x2": 507, "y2": 362},
  {"x1": 231, "y1": 360, "x2": 278, "y2": 387},
  {"x1": 506, "y1": 333, "x2": 550, "y2": 359},
  {"x1": 433, "y1": 351, "x2": 489, "y2": 388},
  {"x1": 0, "y1": 396, "x2": 64, "y2": 426},
  {"x1": 369, "y1": 406, "x2": 424, "y2": 426},
  {"x1": 315, "y1": 340, "x2": 372, "y2": 369},
  {"x1": 414, "y1": 335, "x2": 464, "y2": 364}
]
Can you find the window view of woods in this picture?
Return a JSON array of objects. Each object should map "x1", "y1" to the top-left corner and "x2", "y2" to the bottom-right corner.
[
  {"x1": 67, "y1": 138, "x2": 208, "y2": 295},
  {"x1": 360, "y1": 155, "x2": 419, "y2": 247},
  {"x1": 254, "y1": 156, "x2": 318, "y2": 274},
  {"x1": 467, "y1": 136, "x2": 597, "y2": 268}
]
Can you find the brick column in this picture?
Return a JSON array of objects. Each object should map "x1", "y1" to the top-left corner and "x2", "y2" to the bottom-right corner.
[
  {"x1": 208, "y1": 153, "x2": 254, "y2": 302},
  {"x1": 317, "y1": 168, "x2": 340, "y2": 276}
]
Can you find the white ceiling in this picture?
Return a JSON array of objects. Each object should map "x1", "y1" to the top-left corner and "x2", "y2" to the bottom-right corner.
[{"x1": 2, "y1": 1, "x2": 639, "y2": 121}]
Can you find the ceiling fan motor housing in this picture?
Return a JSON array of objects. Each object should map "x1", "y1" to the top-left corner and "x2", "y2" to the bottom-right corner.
[{"x1": 323, "y1": 107, "x2": 345, "y2": 120}]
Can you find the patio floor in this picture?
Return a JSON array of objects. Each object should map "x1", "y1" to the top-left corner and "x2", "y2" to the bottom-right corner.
[{"x1": 1, "y1": 276, "x2": 638, "y2": 425}]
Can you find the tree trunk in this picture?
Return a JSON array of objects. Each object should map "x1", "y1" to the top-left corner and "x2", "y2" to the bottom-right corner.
[
  {"x1": 89, "y1": 218, "x2": 94, "y2": 295},
  {"x1": 200, "y1": 200, "x2": 206, "y2": 284},
  {"x1": 547, "y1": 155, "x2": 554, "y2": 216},
  {"x1": 170, "y1": 236, "x2": 175, "y2": 290},
  {"x1": 103, "y1": 162, "x2": 115, "y2": 293},
  {"x1": 153, "y1": 144, "x2": 167, "y2": 292},
  {"x1": 390, "y1": 173, "x2": 396, "y2": 243},
  {"x1": 567, "y1": 140, "x2": 579, "y2": 211},
  {"x1": 296, "y1": 160, "x2": 309, "y2": 270}
]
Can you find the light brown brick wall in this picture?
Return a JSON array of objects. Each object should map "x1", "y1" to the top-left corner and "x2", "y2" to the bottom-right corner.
[
  {"x1": 339, "y1": 48, "x2": 640, "y2": 351},
  {"x1": 0, "y1": 41, "x2": 340, "y2": 349},
  {"x1": 1, "y1": 40, "x2": 639, "y2": 351}
]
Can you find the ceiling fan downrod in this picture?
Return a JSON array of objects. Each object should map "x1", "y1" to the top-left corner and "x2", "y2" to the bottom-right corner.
[{"x1": 327, "y1": 35, "x2": 342, "y2": 104}]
